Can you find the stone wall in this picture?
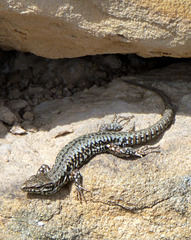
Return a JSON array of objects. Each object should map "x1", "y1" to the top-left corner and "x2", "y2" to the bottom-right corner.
[{"x1": 0, "y1": 0, "x2": 191, "y2": 58}]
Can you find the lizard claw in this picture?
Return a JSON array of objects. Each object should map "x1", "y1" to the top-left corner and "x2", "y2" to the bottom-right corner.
[{"x1": 70, "y1": 169, "x2": 90, "y2": 203}]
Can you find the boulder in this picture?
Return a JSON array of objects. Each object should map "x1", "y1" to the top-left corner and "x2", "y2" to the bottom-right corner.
[{"x1": 0, "y1": 0, "x2": 190, "y2": 58}]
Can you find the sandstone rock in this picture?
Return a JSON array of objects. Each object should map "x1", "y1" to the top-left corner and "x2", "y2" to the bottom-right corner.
[
  {"x1": 0, "y1": 1, "x2": 191, "y2": 58},
  {"x1": 0, "y1": 62, "x2": 191, "y2": 239}
]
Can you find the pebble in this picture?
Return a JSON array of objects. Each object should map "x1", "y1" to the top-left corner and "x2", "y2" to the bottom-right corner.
[
  {"x1": 8, "y1": 99, "x2": 28, "y2": 112},
  {"x1": 10, "y1": 125, "x2": 26, "y2": 135},
  {"x1": 22, "y1": 111, "x2": 34, "y2": 121}
]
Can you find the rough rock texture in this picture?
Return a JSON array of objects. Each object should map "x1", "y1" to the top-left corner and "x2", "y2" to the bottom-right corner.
[
  {"x1": 1, "y1": 62, "x2": 191, "y2": 239},
  {"x1": 0, "y1": 105, "x2": 18, "y2": 125},
  {"x1": 0, "y1": 0, "x2": 191, "y2": 58}
]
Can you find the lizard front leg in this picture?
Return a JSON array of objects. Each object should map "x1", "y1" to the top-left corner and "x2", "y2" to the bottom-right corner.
[
  {"x1": 99, "y1": 114, "x2": 134, "y2": 132},
  {"x1": 69, "y1": 170, "x2": 90, "y2": 202}
]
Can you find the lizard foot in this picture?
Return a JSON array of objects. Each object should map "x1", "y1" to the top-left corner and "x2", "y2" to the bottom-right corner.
[
  {"x1": 70, "y1": 170, "x2": 90, "y2": 203},
  {"x1": 99, "y1": 114, "x2": 134, "y2": 132},
  {"x1": 134, "y1": 145, "x2": 160, "y2": 157}
]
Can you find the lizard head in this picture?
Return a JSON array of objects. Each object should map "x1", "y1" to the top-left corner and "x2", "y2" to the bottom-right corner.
[{"x1": 21, "y1": 173, "x2": 60, "y2": 195}]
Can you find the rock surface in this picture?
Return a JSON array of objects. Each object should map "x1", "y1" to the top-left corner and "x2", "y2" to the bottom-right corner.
[
  {"x1": 0, "y1": 0, "x2": 191, "y2": 58},
  {"x1": 0, "y1": 105, "x2": 18, "y2": 125},
  {"x1": 1, "y1": 62, "x2": 191, "y2": 239}
]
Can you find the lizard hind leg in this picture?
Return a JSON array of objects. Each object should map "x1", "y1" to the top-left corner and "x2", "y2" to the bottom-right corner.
[
  {"x1": 106, "y1": 143, "x2": 160, "y2": 158},
  {"x1": 134, "y1": 145, "x2": 160, "y2": 157},
  {"x1": 99, "y1": 114, "x2": 134, "y2": 132}
]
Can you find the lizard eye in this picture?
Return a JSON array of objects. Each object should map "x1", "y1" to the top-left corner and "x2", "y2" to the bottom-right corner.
[{"x1": 40, "y1": 183, "x2": 55, "y2": 194}]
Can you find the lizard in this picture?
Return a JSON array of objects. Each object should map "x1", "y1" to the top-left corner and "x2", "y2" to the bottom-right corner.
[{"x1": 21, "y1": 80, "x2": 175, "y2": 199}]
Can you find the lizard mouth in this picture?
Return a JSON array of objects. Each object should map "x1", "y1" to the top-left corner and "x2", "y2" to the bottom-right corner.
[{"x1": 21, "y1": 178, "x2": 60, "y2": 195}]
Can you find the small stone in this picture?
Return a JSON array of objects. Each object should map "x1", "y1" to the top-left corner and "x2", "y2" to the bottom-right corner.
[
  {"x1": 10, "y1": 124, "x2": 26, "y2": 135},
  {"x1": 22, "y1": 111, "x2": 34, "y2": 121},
  {"x1": 62, "y1": 88, "x2": 72, "y2": 97},
  {"x1": 8, "y1": 99, "x2": 28, "y2": 112},
  {"x1": 51, "y1": 88, "x2": 57, "y2": 94},
  {"x1": 0, "y1": 106, "x2": 18, "y2": 125}
]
